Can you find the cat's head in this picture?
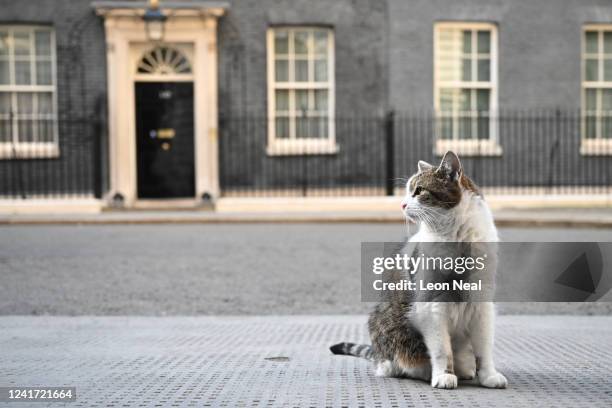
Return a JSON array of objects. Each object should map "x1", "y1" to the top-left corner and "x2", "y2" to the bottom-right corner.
[{"x1": 400, "y1": 151, "x2": 480, "y2": 222}]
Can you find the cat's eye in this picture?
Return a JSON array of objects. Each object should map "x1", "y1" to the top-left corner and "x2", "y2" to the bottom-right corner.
[{"x1": 412, "y1": 186, "x2": 423, "y2": 197}]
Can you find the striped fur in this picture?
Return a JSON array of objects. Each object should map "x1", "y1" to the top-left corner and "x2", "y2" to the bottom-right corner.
[
  {"x1": 329, "y1": 342, "x2": 374, "y2": 360},
  {"x1": 330, "y1": 152, "x2": 507, "y2": 389}
]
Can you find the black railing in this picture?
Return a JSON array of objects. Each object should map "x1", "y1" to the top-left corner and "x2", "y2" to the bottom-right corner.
[
  {"x1": 1, "y1": 110, "x2": 610, "y2": 200},
  {"x1": 219, "y1": 110, "x2": 612, "y2": 197},
  {"x1": 0, "y1": 116, "x2": 103, "y2": 199}
]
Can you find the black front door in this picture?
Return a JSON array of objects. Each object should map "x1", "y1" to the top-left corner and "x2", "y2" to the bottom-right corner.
[{"x1": 135, "y1": 82, "x2": 195, "y2": 199}]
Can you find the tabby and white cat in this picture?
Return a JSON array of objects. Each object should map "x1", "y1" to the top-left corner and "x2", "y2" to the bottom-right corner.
[{"x1": 331, "y1": 151, "x2": 507, "y2": 389}]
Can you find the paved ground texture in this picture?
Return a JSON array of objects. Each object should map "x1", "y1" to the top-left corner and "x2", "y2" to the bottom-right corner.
[
  {"x1": 1, "y1": 315, "x2": 611, "y2": 407},
  {"x1": 2, "y1": 224, "x2": 612, "y2": 315}
]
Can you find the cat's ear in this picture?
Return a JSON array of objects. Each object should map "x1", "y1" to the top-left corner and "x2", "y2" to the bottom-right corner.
[
  {"x1": 417, "y1": 160, "x2": 434, "y2": 173},
  {"x1": 438, "y1": 151, "x2": 462, "y2": 181}
]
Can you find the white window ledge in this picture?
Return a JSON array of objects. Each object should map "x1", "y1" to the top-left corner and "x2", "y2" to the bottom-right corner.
[
  {"x1": 435, "y1": 139, "x2": 502, "y2": 157},
  {"x1": 0, "y1": 143, "x2": 60, "y2": 159},
  {"x1": 580, "y1": 139, "x2": 612, "y2": 156},
  {"x1": 266, "y1": 140, "x2": 338, "y2": 156}
]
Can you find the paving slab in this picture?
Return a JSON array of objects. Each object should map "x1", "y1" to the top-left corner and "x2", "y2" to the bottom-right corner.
[{"x1": 1, "y1": 315, "x2": 611, "y2": 407}]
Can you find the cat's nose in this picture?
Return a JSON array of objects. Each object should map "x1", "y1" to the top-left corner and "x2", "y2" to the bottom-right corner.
[{"x1": 401, "y1": 202, "x2": 407, "y2": 210}]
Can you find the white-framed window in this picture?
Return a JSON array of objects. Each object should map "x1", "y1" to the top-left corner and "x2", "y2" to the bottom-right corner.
[
  {"x1": 581, "y1": 25, "x2": 612, "y2": 155},
  {"x1": 266, "y1": 27, "x2": 336, "y2": 155},
  {"x1": 0, "y1": 26, "x2": 58, "y2": 159},
  {"x1": 434, "y1": 22, "x2": 501, "y2": 156}
]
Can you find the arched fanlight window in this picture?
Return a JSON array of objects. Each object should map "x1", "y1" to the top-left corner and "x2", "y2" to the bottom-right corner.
[{"x1": 137, "y1": 46, "x2": 192, "y2": 75}]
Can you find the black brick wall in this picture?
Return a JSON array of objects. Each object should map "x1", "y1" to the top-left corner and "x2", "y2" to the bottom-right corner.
[
  {"x1": 0, "y1": 0, "x2": 610, "y2": 198},
  {"x1": 0, "y1": 0, "x2": 107, "y2": 197}
]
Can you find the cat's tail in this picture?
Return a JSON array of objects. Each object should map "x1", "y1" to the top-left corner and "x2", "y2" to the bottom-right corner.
[{"x1": 329, "y1": 342, "x2": 373, "y2": 360}]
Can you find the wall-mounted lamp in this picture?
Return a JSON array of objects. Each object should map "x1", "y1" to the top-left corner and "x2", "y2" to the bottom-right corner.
[{"x1": 143, "y1": 0, "x2": 167, "y2": 42}]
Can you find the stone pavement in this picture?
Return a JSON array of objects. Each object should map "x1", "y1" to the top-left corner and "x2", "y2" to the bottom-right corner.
[{"x1": 1, "y1": 315, "x2": 611, "y2": 407}]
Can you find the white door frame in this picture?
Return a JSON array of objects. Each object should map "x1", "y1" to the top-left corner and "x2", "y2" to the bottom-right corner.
[{"x1": 95, "y1": 6, "x2": 225, "y2": 206}]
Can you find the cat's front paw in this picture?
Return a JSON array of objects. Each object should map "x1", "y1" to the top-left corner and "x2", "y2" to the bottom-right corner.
[
  {"x1": 478, "y1": 371, "x2": 507, "y2": 388},
  {"x1": 456, "y1": 368, "x2": 476, "y2": 380},
  {"x1": 431, "y1": 373, "x2": 458, "y2": 389}
]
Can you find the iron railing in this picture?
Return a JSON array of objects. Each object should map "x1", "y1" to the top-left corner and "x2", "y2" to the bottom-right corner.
[
  {"x1": 0, "y1": 116, "x2": 103, "y2": 199},
  {"x1": 1, "y1": 110, "x2": 610, "y2": 200},
  {"x1": 219, "y1": 110, "x2": 612, "y2": 197}
]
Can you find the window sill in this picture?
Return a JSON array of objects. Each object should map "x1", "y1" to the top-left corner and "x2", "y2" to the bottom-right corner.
[
  {"x1": 0, "y1": 143, "x2": 60, "y2": 159},
  {"x1": 266, "y1": 140, "x2": 339, "y2": 156},
  {"x1": 580, "y1": 139, "x2": 612, "y2": 156},
  {"x1": 435, "y1": 140, "x2": 502, "y2": 157}
]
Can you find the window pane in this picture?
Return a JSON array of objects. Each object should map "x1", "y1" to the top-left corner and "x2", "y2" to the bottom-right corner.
[
  {"x1": 295, "y1": 59, "x2": 308, "y2": 81},
  {"x1": 314, "y1": 117, "x2": 328, "y2": 139},
  {"x1": 17, "y1": 119, "x2": 34, "y2": 142},
  {"x1": 604, "y1": 32, "x2": 612, "y2": 54},
  {"x1": 0, "y1": 118, "x2": 10, "y2": 142},
  {"x1": 296, "y1": 117, "x2": 309, "y2": 138},
  {"x1": 38, "y1": 92, "x2": 53, "y2": 114},
  {"x1": 39, "y1": 118, "x2": 54, "y2": 142},
  {"x1": 0, "y1": 92, "x2": 13, "y2": 143},
  {"x1": 585, "y1": 89, "x2": 597, "y2": 111},
  {"x1": 0, "y1": 61, "x2": 9, "y2": 84},
  {"x1": 274, "y1": 30, "x2": 288, "y2": 54},
  {"x1": 15, "y1": 61, "x2": 31, "y2": 84},
  {"x1": 0, "y1": 31, "x2": 8, "y2": 56},
  {"x1": 275, "y1": 117, "x2": 289, "y2": 139},
  {"x1": 17, "y1": 93, "x2": 33, "y2": 113},
  {"x1": 477, "y1": 114, "x2": 490, "y2": 140},
  {"x1": 478, "y1": 59, "x2": 490, "y2": 81},
  {"x1": 461, "y1": 58, "x2": 471, "y2": 81},
  {"x1": 477, "y1": 90, "x2": 490, "y2": 139},
  {"x1": 35, "y1": 30, "x2": 52, "y2": 57},
  {"x1": 275, "y1": 59, "x2": 288, "y2": 82},
  {"x1": 438, "y1": 56, "x2": 460, "y2": 81},
  {"x1": 585, "y1": 115, "x2": 597, "y2": 139},
  {"x1": 477, "y1": 31, "x2": 490, "y2": 53},
  {"x1": 476, "y1": 89, "x2": 490, "y2": 111},
  {"x1": 439, "y1": 89, "x2": 453, "y2": 112},
  {"x1": 585, "y1": 59, "x2": 598, "y2": 81},
  {"x1": 322, "y1": 117, "x2": 329, "y2": 139},
  {"x1": 439, "y1": 117, "x2": 453, "y2": 140},
  {"x1": 603, "y1": 117, "x2": 612, "y2": 139},
  {"x1": 314, "y1": 90, "x2": 327, "y2": 111},
  {"x1": 314, "y1": 31, "x2": 328, "y2": 55},
  {"x1": 314, "y1": 59, "x2": 327, "y2": 81},
  {"x1": 275, "y1": 90, "x2": 289, "y2": 111},
  {"x1": 296, "y1": 117, "x2": 321, "y2": 139},
  {"x1": 438, "y1": 27, "x2": 487, "y2": 83},
  {"x1": 585, "y1": 31, "x2": 599, "y2": 54},
  {"x1": 459, "y1": 89, "x2": 472, "y2": 112},
  {"x1": 462, "y1": 31, "x2": 471, "y2": 53},
  {"x1": 604, "y1": 59, "x2": 612, "y2": 81},
  {"x1": 36, "y1": 60, "x2": 52, "y2": 85},
  {"x1": 13, "y1": 32, "x2": 31, "y2": 56},
  {"x1": 295, "y1": 89, "x2": 309, "y2": 112},
  {"x1": 0, "y1": 92, "x2": 10, "y2": 113},
  {"x1": 458, "y1": 116, "x2": 472, "y2": 139},
  {"x1": 602, "y1": 90, "x2": 612, "y2": 138},
  {"x1": 294, "y1": 31, "x2": 308, "y2": 55},
  {"x1": 309, "y1": 117, "x2": 321, "y2": 139},
  {"x1": 602, "y1": 89, "x2": 612, "y2": 111}
]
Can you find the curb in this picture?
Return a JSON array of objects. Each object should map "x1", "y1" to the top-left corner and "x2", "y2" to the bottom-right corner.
[
  {"x1": 493, "y1": 218, "x2": 612, "y2": 229},
  {"x1": 1, "y1": 213, "x2": 611, "y2": 228}
]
